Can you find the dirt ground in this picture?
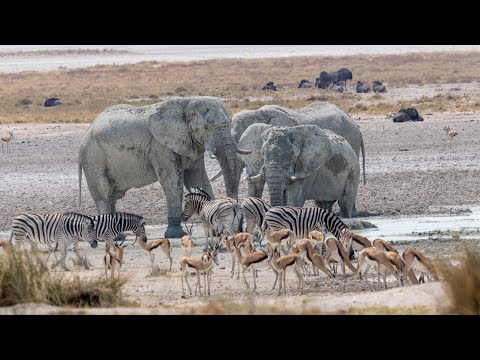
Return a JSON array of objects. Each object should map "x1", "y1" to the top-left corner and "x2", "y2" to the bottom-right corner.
[{"x1": 0, "y1": 83, "x2": 479, "y2": 314}]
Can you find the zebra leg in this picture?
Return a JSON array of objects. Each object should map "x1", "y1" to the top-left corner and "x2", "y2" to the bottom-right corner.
[{"x1": 52, "y1": 240, "x2": 70, "y2": 271}]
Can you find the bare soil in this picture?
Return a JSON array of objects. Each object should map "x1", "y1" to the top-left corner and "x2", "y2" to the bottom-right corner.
[{"x1": 0, "y1": 84, "x2": 479, "y2": 314}]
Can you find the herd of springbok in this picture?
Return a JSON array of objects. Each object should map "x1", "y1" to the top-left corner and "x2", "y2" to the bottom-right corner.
[{"x1": 160, "y1": 224, "x2": 439, "y2": 298}]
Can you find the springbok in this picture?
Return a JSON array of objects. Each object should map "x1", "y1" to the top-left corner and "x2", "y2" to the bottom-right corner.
[
  {"x1": 135, "y1": 235, "x2": 173, "y2": 272},
  {"x1": 443, "y1": 126, "x2": 458, "y2": 142},
  {"x1": 372, "y1": 239, "x2": 399, "y2": 253},
  {"x1": 355, "y1": 247, "x2": 402, "y2": 290},
  {"x1": 180, "y1": 223, "x2": 194, "y2": 257},
  {"x1": 343, "y1": 232, "x2": 373, "y2": 255},
  {"x1": 103, "y1": 239, "x2": 128, "y2": 278},
  {"x1": 233, "y1": 244, "x2": 270, "y2": 291},
  {"x1": 401, "y1": 249, "x2": 438, "y2": 283},
  {"x1": 265, "y1": 229, "x2": 296, "y2": 254},
  {"x1": 290, "y1": 239, "x2": 333, "y2": 278},
  {"x1": 1, "y1": 131, "x2": 14, "y2": 153},
  {"x1": 323, "y1": 237, "x2": 357, "y2": 277},
  {"x1": 180, "y1": 244, "x2": 220, "y2": 298},
  {"x1": 268, "y1": 247, "x2": 304, "y2": 295}
]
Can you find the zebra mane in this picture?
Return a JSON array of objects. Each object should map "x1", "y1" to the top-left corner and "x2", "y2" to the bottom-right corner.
[
  {"x1": 111, "y1": 212, "x2": 145, "y2": 221},
  {"x1": 63, "y1": 212, "x2": 95, "y2": 224},
  {"x1": 185, "y1": 187, "x2": 212, "y2": 200}
]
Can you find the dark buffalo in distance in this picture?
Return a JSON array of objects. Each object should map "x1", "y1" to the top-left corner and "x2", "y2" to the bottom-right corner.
[
  {"x1": 44, "y1": 97, "x2": 63, "y2": 107},
  {"x1": 372, "y1": 80, "x2": 386, "y2": 93},
  {"x1": 392, "y1": 108, "x2": 424, "y2": 122},
  {"x1": 262, "y1": 82, "x2": 277, "y2": 91},
  {"x1": 298, "y1": 79, "x2": 312, "y2": 88},
  {"x1": 316, "y1": 71, "x2": 338, "y2": 89},
  {"x1": 337, "y1": 68, "x2": 353, "y2": 90},
  {"x1": 356, "y1": 81, "x2": 370, "y2": 93},
  {"x1": 329, "y1": 81, "x2": 344, "y2": 93}
]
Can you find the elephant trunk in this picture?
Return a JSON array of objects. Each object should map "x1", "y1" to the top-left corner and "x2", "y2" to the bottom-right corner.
[
  {"x1": 211, "y1": 130, "x2": 240, "y2": 200},
  {"x1": 266, "y1": 168, "x2": 286, "y2": 206}
]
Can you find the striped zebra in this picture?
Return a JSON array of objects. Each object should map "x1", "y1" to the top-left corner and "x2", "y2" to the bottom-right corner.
[
  {"x1": 64, "y1": 211, "x2": 146, "y2": 253},
  {"x1": 10, "y1": 213, "x2": 98, "y2": 271},
  {"x1": 261, "y1": 206, "x2": 351, "y2": 246},
  {"x1": 241, "y1": 196, "x2": 271, "y2": 236},
  {"x1": 182, "y1": 187, "x2": 241, "y2": 248}
]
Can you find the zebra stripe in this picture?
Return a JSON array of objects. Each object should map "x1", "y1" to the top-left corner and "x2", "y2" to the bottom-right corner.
[
  {"x1": 241, "y1": 197, "x2": 271, "y2": 234},
  {"x1": 11, "y1": 213, "x2": 98, "y2": 271},
  {"x1": 262, "y1": 206, "x2": 348, "y2": 240},
  {"x1": 182, "y1": 188, "x2": 240, "y2": 245},
  {"x1": 64, "y1": 211, "x2": 146, "y2": 249}
]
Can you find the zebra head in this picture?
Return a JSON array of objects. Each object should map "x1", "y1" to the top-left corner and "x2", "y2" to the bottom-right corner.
[
  {"x1": 81, "y1": 219, "x2": 98, "y2": 248},
  {"x1": 135, "y1": 218, "x2": 147, "y2": 242},
  {"x1": 182, "y1": 188, "x2": 211, "y2": 221}
]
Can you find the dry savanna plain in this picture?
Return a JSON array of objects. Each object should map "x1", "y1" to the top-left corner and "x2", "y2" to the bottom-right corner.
[{"x1": 0, "y1": 51, "x2": 479, "y2": 314}]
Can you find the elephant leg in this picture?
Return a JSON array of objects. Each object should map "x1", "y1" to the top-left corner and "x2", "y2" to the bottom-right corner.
[
  {"x1": 339, "y1": 200, "x2": 353, "y2": 218},
  {"x1": 184, "y1": 163, "x2": 214, "y2": 199},
  {"x1": 155, "y1": 158, "x2": 186, "y2": 239}
]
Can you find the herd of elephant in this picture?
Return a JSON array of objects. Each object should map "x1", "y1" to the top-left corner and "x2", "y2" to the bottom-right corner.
[{"x1": 78, "y1": 97, "x2": 366, "y2": 238}]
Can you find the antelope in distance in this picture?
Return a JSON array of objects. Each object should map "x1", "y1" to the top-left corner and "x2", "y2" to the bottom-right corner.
[
  {"x1": 443, "y1": 126, "x2": 458, "y2": 143},
  {"x1": 1, "y1": 131, "x2": 14, "y2": 153}
]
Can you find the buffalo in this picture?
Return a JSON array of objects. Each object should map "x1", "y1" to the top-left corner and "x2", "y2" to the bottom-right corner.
[
  {"x1": 262, "y1": 82, "x2": 277, "y2": 91},
  {"x1": 44, "y1": 97, "x2": 63, "y2": 107},
  {"x1": 392, "y1": 108, "x2": 424, "y2": 122},
  {"x1": 298, "y1": 79, "x2": 312, "y2": 88},
  {"x1": 356, "y1": 81, "x2": 370, "y2": 93},
  {"x1": 372, "y1": 80, "x2": 386, "y2": 93}
]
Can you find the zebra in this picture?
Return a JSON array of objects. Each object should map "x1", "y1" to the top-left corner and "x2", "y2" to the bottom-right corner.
[
  {"x1": 182, "y1": 187, "x2": 242, "y2": 248},
  {"x1": 241, "y1": 197, "x2": 271, "y2": 242},
  {"x1": 10, "y1": 213, "x2": 98, "y2": 271},
  {"x1": 64, "y1": 211, "x2": 147, "y2": 253},
  {"x1": 261, "y1": 206, "x2": 352, "y2": 252}
]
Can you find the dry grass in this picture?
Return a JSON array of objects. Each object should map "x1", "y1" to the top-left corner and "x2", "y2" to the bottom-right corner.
[
  {"x1": 1, "y1": 51, "x2": 480, "y2": 124},
  {"x1": 438, "y1": 243, "x2": 480, "y2": 315},
  {"x1": 0, "y1": 250, "x2": 128, "y2": 307},
  {"x1": 181, "y1": 294, "x2": 323, "y2": 315}
]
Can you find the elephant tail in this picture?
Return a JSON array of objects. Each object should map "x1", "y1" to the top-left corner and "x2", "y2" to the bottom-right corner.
[
  {"x1": 360, "y1": 133, "x2": 366, "y2": 186},
  {"x1": 78, "y1": 161, "x2": 83, "y2": 207}
]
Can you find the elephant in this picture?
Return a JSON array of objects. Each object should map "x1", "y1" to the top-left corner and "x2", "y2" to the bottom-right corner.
[
  {"x1": 242, "y1": 124, "x2": 360, "y2": 218},
  {"x1": 78, "y1": 96, "x2": 251, "y2": 238},
  {"x1": 210, "y1": 102, "x2": 365, "y2": 215}
]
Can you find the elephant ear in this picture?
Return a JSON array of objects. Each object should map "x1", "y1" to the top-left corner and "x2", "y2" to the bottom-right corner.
[
  {"x1": 148, "y1": 101, "x2": 195, "y2": 157},
  {"x1": 292, "y1": 126, "x2": 332, "y2": 179}
]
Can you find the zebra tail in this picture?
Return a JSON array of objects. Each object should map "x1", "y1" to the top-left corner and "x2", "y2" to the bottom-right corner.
[{"x1": 78, "y1": 161, "x2": 83, "y2": 207}]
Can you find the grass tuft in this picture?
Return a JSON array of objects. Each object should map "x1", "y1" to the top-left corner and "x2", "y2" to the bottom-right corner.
[
  {"x1": 0, "y1": 250, "x2": 127, "y2": 308},
  {"x1": 438, "y1": 243, "x2": 480, "y2": 315}
]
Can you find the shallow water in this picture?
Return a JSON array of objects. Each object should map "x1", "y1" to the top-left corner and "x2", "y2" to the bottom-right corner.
[
  {"x1": 355, "y1": 206, "x2": 480, "y2": 242},
  {"x1": 0, "y1": 45, "x2": 479, "y2": 73}
]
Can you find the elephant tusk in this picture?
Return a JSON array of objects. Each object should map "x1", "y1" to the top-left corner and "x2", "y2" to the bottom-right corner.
[
  {"x1": 236, "y1": 146, "x2": 252, "y2": 155},
  {"x1": 209, "y1": 170, "x2": 223, "y2": 182},
  {"x1": 207, "y1": 149, "x2": 216, "y2": 159},
  {"x1": 290, "y1": 176, "x2": 297, "y2": 181},
  {"x1": 249, "y1": 173, "x2": 263, "y2": 181},
  {"x1": 244, "y1": 174, "x2": 251, "y2": 181}
]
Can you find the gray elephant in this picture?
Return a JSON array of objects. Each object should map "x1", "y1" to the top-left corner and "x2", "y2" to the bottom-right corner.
[
  {"x1": 78, "y1": 96, "x2": 251, "y2": 238},
  {"x1": 242, "y1": 124, "x2": 360, "y2": 218},
  {"x1": 211, "y1": 102, "x2": 365, "y2": 214}
]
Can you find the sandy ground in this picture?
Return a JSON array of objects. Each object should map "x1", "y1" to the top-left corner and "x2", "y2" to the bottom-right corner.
[{"x1": 1, "y1": 83, "x2": 479, "y2": 314}]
